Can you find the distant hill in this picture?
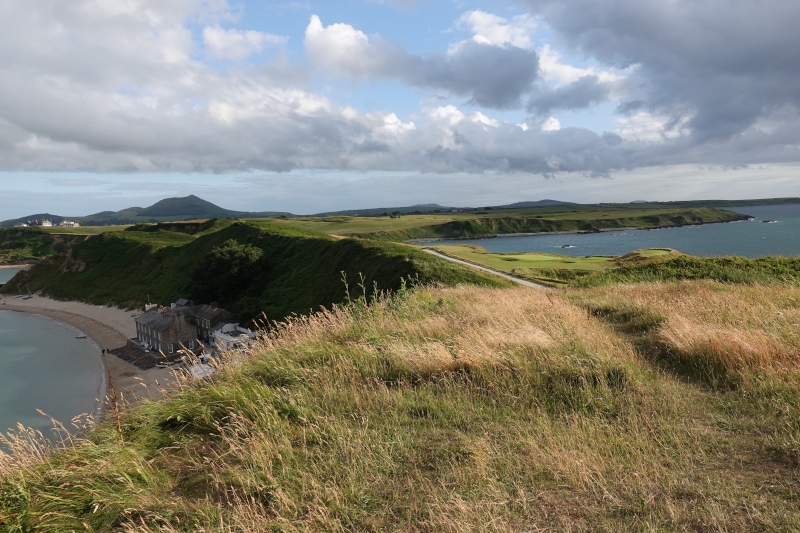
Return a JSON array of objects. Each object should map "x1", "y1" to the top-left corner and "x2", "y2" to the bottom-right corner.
[
  {"x1": 137, "y1": 195, "x2": 235, "y2": 218},
  {"x1": 311, "y1": 200, "x2": 579, "y2": 217},
  {"x1": 312, "y1": 204, "x2": 458, "y2": 217},
  {"x1": 1, "y1": 195, "x2": 291, "y2": 227},
  {"x1": 493, "y1": 199, "x2": 578, "y2": 209}
]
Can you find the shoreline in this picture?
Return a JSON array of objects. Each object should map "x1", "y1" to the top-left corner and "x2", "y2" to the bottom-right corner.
[
  {"x1": 1, "y1": 296, "x2": 177, "y2": 407},
  {"x1": 408, "y1": 216, "x2": 755, "y2": 243}
]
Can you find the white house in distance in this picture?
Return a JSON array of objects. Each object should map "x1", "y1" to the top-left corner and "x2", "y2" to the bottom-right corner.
[
  {"x1": 59, "y1": 220, "x2": 81, "y2": 228},
  {"x1": 27, "y1": 219, "x2": 53, "y2": 227},
  {"x1": 211, "y1": 322, "x2": 258, "y2": 353}
]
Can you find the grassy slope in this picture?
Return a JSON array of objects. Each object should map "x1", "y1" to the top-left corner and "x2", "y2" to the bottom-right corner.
[
  {"x1": 273, "y1": 207, "x2": 748, "y2": 241},
  {"x1": 0, "y1": 228, "x2": 88, "y2": 264},
  {"x1": 2, "y1": 283, "x2": 799, "y2": 531},
  {"x1": 1, "y1": 220, "x2": 510, "y2": 322},
  {"x1": 427, "y1": 244, "x2": 676, "y2": 285},
  {"x1": 39, "y1": 225, "x2": 132, "y2": 235},
  {"x1": 573, "y1": 254, "x2": 800, "y2": 287}
]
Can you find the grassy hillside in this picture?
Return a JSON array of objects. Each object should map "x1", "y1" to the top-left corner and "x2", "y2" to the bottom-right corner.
[
  {"x1": 276, "y1": 207, "x2": 749, "y2": 241},
  {"x1": 1, "y1": 220, "x2": 510, "y2": 322},
  {"x1": 2, "y1": 282, "x2": 799, "y2": 530},
  {"x1": 0, "y1": 228, "x2": 88, "y2": 265},
  {"x1": 572, "y1": 254, "x2": 800, "y2": 287},
  {"x1": 427, "y1": 244, "x2": 677, "y2": 285}
]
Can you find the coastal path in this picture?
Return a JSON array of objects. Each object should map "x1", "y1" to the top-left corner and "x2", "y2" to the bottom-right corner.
[{"x1": 422, "y1": 248, "x2": 551, "y2": 290}]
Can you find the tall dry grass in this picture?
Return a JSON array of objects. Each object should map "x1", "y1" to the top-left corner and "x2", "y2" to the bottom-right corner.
[
  {"x1": 2, "y1": 283, "x2": 799, "y2": 531},
  {"x1": 572, "y1": 280, "x2": 800, "y2": 386}
]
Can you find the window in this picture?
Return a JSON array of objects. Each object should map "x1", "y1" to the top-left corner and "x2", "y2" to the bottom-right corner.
[
  {"x1": 168, "y1": 343, "x2": 174, "y2": 354},
  {"x1": 189, "y1": 340, "x2": 195, "y2": 349}
]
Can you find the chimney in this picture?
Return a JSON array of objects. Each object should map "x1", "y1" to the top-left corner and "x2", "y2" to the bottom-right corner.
[{"x1": 210, "y1": 302, "x2": 219, "y2": 310}]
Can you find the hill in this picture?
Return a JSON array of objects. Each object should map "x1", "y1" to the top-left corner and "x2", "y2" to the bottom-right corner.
[
  {"x1": 1, "y1": 196, "x2": 291, "y2": 227},
  {"x1": 607, "y1": 197, "x2": 800, "y2": 208},
  {"x1": 493, "y1": 199, "x2": 578, "y2": 208},
  {"x1": 1, "y1": 219, "x2": 510, "y2": 323},
  {"x1": 2, "y1": 281, "x2": 799, "y2": 530},
  {"x1": 0, "y1": 227, "x2": 87, "y2": 264}
]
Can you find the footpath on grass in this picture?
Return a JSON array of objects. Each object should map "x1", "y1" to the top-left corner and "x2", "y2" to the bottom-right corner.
[{"x1": 422, "y1": 248, "x2": 550, "y2": 289}]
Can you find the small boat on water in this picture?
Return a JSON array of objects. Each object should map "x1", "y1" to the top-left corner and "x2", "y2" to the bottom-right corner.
[{"x1": 75, "y1": 335, "x2": 88, "y2": 339}]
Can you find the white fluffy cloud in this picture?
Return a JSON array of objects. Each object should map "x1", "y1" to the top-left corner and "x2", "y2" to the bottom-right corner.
[
  {"x1": 203, "y1": 26, "x2": 287, "y2": 60},
  {"x1": 304, "y1": 15, "x2": 539, "y2": 108},
  {"x1": 455, "y1": 10, "x2": 536, "y2": 49}
]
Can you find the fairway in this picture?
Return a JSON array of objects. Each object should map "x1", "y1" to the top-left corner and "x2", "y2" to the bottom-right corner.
[{"x1": 426, "y1": 244, "x2": 674, "y2": 284}]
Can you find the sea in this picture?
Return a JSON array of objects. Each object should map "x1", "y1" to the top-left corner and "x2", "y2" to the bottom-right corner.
[
  {"x1": 0, "y1": 310, "x2": 106, "y2": 443},
  {"x1": 0, "y1": 267, "x2": 24, "y2": 284},
  {"x1": 431, "y1": 204, "x2": 800, "y2": 258}
]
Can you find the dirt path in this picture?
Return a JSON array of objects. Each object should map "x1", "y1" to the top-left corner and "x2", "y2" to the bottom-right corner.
[{"x1": 422, "y1": 248, "x2": 551, "y2": 289}]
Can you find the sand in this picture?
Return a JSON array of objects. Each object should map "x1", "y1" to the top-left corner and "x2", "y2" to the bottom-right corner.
[{"x1": 1, "y1": 295, "x2": 178, "y2": 405}]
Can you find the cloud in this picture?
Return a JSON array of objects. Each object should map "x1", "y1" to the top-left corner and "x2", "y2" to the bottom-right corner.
[
  {"x1": 528, "y1": 75, "x2": 611, "y2": 116},
  {"x1": 304, "y1": 15, "x2": 539, "y2": 108},
  {"x1": 541, "y1": 117, "x2": 560, "y2": 132},
  {"x1": 202, "y1": 26, "x2": 287, "y2": 60},
  {"x1": 520, "y1": 0, "x2": 800, "y2": 144},
  {"x1": 48, "y1": 178, "x2": 112, "y2": 187},
  {"x1": 0, "y1": 0, "x2": 798, "y2": 183},
  {"x1": 455, "y1": 10, "x2": 536, "y2": 49}
]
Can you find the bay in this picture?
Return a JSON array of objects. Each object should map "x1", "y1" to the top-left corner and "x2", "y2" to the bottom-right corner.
[
  {"x1": 432, "y1": 204, "x2": 800, "y2": 258},
  {"x1": 0, "y1": 311, "x2": 106, "y2": 440},
  {"x1": 0, "y1": 267, "x2": 24, "y2": 284}
]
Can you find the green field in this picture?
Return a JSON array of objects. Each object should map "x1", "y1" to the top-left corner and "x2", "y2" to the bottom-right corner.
[
  {"x1": 39, "y1": 225, "x2": 132, "y2": 235},
  {"x1": 427, "y1": 244, "x2": 675, "y2": 285},
  {"x1": 269, "y1": 206, "x2": 748, "y2": 240}
]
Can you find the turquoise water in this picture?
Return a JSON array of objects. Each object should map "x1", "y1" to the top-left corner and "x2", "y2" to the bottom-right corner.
[
  {"x1": 432, "y1": 204, "x2": 800, "y2": 257},
  {"x1": 0, "y1": 311, "x2": 106, "y2": 439},
  {"x1": 0, "y1": 268, "x2": 23, "y2": 284}
]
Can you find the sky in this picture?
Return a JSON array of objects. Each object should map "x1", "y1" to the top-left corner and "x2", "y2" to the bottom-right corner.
[{"x1": 1, "y1": 0, "x2": 800, "y2": 218}]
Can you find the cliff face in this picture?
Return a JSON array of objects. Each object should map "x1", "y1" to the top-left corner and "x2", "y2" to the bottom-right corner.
[{"x1": 351, "y1": 208, "x2": 750, "y2": 241}]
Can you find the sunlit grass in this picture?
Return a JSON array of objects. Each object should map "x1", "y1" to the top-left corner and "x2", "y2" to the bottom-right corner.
[{"x1": 2, "y1": 282, "x2": 799, "y2": 531}]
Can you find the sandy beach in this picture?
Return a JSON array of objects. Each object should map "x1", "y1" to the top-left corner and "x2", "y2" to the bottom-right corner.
[{"x1": 1, "y1": 295, "x2": 177, "y2": 405}]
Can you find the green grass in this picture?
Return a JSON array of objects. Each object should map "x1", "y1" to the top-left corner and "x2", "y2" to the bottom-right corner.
[
  {"x1": 0, "y1": 228, "x2": 88, "y2": 264},
  {"x1": 270, "y1": 207, "x2": 748, "y2": 241},
  {"x1": 574, "y1": 254, "x2": 800, "y2": 287},
  {"x1": 2, "y1": 283, "x2": 799, "y2": 531},
  {"x1": 428, "y1": 244, "x2": 675, "y2": 285},
  {"x1": 2, "y1": 220, "x2": 510, "y2": 323},
  {"x1": 39, "y1": 225, "x2": 131, "y2": 235}
]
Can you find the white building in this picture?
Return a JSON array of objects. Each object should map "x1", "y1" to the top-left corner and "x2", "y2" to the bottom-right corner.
[
  {"x1": 27, "y1": 219, "x2": 53, "y2": 227},
  {"x1": 59, "y1": 220, "x2": 80, "y2": 228},
  {"x1": 211, "y1": 323, "x2": 257, "y2": 352}
]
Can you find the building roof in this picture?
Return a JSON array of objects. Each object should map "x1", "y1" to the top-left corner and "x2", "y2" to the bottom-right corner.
[
  {"x1": 174, "y1": 298, "x2": 190, "y2": 306},
  {"x1": 194, "y1": 304, "x2": 236, "y2": 324},
  {"x1": 135, "y1": 309, "x2": 175, "y2": 332}
]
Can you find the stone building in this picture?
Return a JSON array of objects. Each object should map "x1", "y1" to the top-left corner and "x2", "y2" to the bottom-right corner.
[{"x1": 135, "y1": 306, "x2": 199, "y2": 357}]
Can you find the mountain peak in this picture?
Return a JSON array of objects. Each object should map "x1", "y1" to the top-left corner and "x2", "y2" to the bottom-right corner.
[{"x1": 138, "y1": 195, "x2": 227, "y2": 217}]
